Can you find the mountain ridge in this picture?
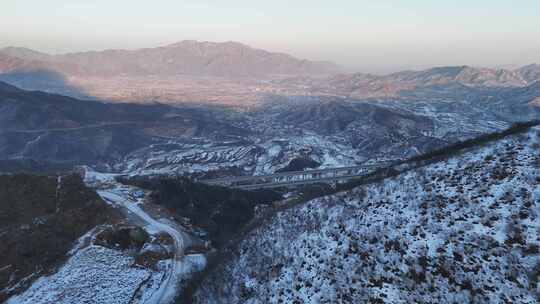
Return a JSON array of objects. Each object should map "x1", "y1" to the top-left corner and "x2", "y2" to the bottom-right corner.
[
  {"x1": 2, "y1": 42, "x2": 537, "y2": 82},
  {"x1": 0, "y1": 41, "x2": 340, "y2": 78},
  {"x1": 192, "y1": 124, "x2": 540, "y2": 303}
]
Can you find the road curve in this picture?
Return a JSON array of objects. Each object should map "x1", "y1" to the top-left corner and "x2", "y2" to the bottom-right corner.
[{"x1": 97, "y1": 188, "x2": 186, "y2": 304}]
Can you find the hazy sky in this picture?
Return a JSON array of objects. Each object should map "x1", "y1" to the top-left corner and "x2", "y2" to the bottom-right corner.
[{"x1": 2, "y1": 0, "x2": 539, "y2": 73}]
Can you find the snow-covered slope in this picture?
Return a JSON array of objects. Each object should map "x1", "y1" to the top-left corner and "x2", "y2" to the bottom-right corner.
[
  {"x1": 122, "y1": 134, "x2": 368, "y2": 176},
  {"x1": 194, "y1": 127, "x2": 540, "y2": 303},
  {"x1": 7, "y1": 245, "x2": 156, "y2": 304}
]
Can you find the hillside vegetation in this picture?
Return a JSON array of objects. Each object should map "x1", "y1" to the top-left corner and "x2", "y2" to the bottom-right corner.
[
  {"x1": 192, "y1": 126, "x2": 540, "y2": 303},
  {"x1": 118, "y1": 176, "x2": 282, "y2": 247}
]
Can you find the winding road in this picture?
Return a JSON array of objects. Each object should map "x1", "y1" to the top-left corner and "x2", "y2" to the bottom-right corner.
[{"x1": 88, "y1": 171, "x2": 188, "y2": 304}]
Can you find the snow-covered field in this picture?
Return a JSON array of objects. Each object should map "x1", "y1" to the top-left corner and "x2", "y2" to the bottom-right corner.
[
  {"x1": 121, "y1": 134, "x2": 378, "y2": 177},
  {"x1": 194, "y1": 127, "x2": 540, "y2": 303},
  {"x1": 7, "y1": 246, "x2": 157, "y2": 304}
]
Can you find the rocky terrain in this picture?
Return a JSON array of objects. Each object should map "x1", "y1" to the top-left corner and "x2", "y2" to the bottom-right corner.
[{"x1": 192, "y1": 125, "x2": 540, "y2": 304}]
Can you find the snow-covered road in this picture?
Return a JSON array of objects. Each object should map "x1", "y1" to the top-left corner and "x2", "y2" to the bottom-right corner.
[
  {"x1": 84, "y1": 168, "x2": 193, "y2": 304},
  {"x1": 7, "y1": 170, "x2": 194, "y2": 304},
  {"x1": 97, "y1": 188, "x2": 188, "y2": 304}
]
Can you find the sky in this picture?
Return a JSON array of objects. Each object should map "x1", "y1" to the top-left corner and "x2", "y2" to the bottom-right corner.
[{"x1": 1, "y1": 0, "x2": 540, "y2": 73}]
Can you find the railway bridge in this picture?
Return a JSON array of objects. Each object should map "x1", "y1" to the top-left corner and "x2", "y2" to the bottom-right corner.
[{"x1": 201, "y1": 161, "x2": 397, "y2": 190}]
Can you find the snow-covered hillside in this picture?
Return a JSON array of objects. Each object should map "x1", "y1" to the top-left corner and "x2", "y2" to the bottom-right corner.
[
  {"x1": 119, "y1": 96, "x2": 539, "y2": 178},
  {"x1": 121, "y1": 134, "x2": 365, "y2": 176},
  {"x1": 7, "y1": 245, "x2": 158, "y2": 304},
  {"x1": 194, "y1": 127, "x2": 540, "y2": 303}
]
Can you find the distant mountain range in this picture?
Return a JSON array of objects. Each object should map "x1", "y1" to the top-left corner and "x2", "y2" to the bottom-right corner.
[
  {"x1": 1, "y1": 41, "x2": 538, "y2": 105},
  {"x1": 0, "y1": 41, "x2": 540, "y2": 106},
  {"x1": 0, "y1": 41, "x2": 339, "y2": 78},
  {"x1": 277, "y1": 65, "x2": 540, "y2": 99},
  {"x1": 1, "y1": 42, "x2": 537, "y2": 85}
]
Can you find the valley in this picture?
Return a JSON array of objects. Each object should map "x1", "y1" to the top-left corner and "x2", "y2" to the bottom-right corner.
[
  {"x1": 0, "y1": 41, "x2": 539, "y2": 304},
  {"x1": 4, "y1": 0, "x2": 540, "y2": 301}
]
